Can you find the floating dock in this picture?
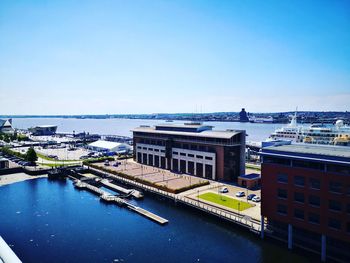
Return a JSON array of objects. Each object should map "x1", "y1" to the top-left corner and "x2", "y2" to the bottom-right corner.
[
  {"x1": 74, "y1": 180, "x2": 168, "y2": 225},
  {"x1": 100, "y1": 179, "x2": 143, "y2": 199}
]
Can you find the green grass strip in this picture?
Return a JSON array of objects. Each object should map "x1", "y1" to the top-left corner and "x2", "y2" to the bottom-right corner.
[{"x1": 198, "y1": 192, "x2": 252, "y2": 211}]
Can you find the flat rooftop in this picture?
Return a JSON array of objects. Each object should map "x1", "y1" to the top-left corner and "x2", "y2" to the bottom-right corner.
[
  {"x1": 133, "y1": 125, "x2": 242, "y2": 139},
  {"x1": 262, "y1": 144, "x2": 350, "y2": 159}
]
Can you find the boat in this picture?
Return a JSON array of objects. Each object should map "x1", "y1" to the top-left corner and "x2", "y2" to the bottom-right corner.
[
  {"x1": 249, "y1": 116, "x2": 274, "y2": 123},
  {"x1": 269, "y1": 114, "x2": 350, "y2": 146}
]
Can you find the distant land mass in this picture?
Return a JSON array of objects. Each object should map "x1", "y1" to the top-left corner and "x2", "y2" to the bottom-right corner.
[{"x1": 1, "y1": 110, "x2": 349, "y2": 124}]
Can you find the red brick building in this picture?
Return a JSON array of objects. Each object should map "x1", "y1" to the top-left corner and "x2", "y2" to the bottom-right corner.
[
  {"x1": 260, "y1": 144, "x2": 350, "y2": 262},
  {"x1": 132, "y1": 122, "x2": 245, "y2": 181}
]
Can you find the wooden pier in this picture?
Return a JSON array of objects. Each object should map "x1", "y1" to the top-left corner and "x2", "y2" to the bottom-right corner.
[
  {"x1": 100, "y1": 179, "x2": 143, "y2": 199},
  {"x1": 73, "y1": 180, "x2": 168, "y2": 225}
]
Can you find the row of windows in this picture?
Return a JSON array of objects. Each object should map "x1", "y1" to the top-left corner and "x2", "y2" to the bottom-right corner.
[
  {"x1": 277, "y1": 173, "x2": 349, "y2": 194},
  {"x1": 277, "y1": 205, "x2": 349, "y2": 231},
  {"x1": 137, "y1": 146, "x2": 165, "y2": 153},
  {"x1": 135, "y1": 132, "x2": 239, "y2": 146},
  {"x1": 172, "y1": 151, "x2": 213, "y2": 160},
  {"x1": 265, "y1": 156, "x2": 350, "y2": 175},
  {"x1": 277, "y1": 189, "x2": 348, "y2": 212}
]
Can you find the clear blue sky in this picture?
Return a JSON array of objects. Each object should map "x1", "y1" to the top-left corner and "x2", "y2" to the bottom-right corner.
[{"x1": 0, "y1": 0, "x2": 349, "y2": 114}]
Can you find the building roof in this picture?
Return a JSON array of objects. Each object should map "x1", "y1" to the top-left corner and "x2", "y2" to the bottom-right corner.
[
  {"x1": 132, "y1": 125, "x2": 242, "y2": 139},
  {"x1": 261, "y1": 143, "x2": 350, "y2": 165},
  {"x1": 88, "y1": 140, "x2": 128, "y2": 150}
]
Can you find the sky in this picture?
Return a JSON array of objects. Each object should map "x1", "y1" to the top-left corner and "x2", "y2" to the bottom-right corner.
[{"x1": 0, "y1": 0, "x2": 349, "y2": 115}]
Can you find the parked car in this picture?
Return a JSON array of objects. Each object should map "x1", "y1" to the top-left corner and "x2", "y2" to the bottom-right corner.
[
  {"x1": 247, "y1": 194, "x2": 256, "y2": 200},
  {"x1": 252, "y1": 196, "x2": 261, "y2": 202},
  {"x1": 79, "y1": 155, "x2": 89, "y2": 160},
  {"x1": 219, "y1": 187, "x2": 229, "y2": 193},
  {"x1": 104, "y1": 160, "x2": 110, "y2": 166},
  {"x1": 235, "y1": 191, "x2": 245, "y2": 197},
  {"x1": 112, "y1": 162, "x2": 119, "y2": 167}
]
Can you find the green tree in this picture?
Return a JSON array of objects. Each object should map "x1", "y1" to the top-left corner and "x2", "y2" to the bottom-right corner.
[
  {"x1": 25, "y1": 147, "x2": 38, "y2": 163},
  {"x1": 3, "y1": 135, "x2": 10, "y2": 143}
]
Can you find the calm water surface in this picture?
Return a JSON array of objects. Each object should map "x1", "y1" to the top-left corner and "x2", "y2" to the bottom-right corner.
[
  {"x1": 0, "y1": 179, "x2": 312, "y2": 263},
  {"x1": 12, "y1": 118, "x2": 282, "y2": 142}
]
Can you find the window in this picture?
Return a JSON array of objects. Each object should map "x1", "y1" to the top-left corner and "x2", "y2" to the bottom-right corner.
[
  {"x1": 205, "y1": 156, "x2": 213, "y2": 160},
  {"x1": 264, "y1": 156, "x2": 291, "y2": 166},
  {"x1": 188, "y1": 154, "x2": 194, "y2": 158},
  {"x1": 327, "y1": 164, "x2": 350, "y2": 175},
  {"x1": 294, "y1": 209, "x2": 304, "y2": 220},
  {"x1": 155, "y1": 149, "x2": 159, "y2": 152},
  {"x1": 173, "y1": 151, "x2": 178, "y2": 155},
  {"x1": 294, "y1": 192, "x2": 304, "y2": 203},
  {"x1": 137, "y1": 146, "x2": 141, "y2": 149},
  {"x1": 309, "y1": 195, "x2": 320, "y2": 207},
  {"x1": 308, "y1": 213, "x2": 320, "y2": 224},
  {"x1": 161, "y1": 150, "x2": 165, "y2": 153},
  {"x1": 277, "y1": 204, "x2": 287, "y2": 215},
  {"x1": 277, "y1": 173, "x2": 288, "y2": 184},
  {"x1": 309, "y1": 178, "x2": 320, "y2": 190},
  {"x1": 329, "y1": 181, "x2": 342, "y2": 194},
  {"x1": 293, "y1": 160, "x2": 325, "y2": 171},
  {"x1": 180, "y1": 153, "x2": 186, "y2": 156},
  {"x1": 329, "y1": 200, "x2": 342, "y2": 212},
  {"x1": 328, "y1": 218, "x2": 341, "y2": 230},
  {"x1": 294, "y1": 176, "x2": 305, "y2": 187},
  {"x1": 277, "y1": 189, "x2": 288, "y2": 199},
  {"x1": 196, "y1": 155, "x2": 203, "y2": 159}
]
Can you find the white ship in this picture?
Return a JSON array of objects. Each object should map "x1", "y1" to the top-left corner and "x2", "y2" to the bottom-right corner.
[
  {"x1": 269, "y1": 113, "x2": 350, "y2": 146},
  {"x1": 249, "y1": 116, "x2": 274, "y2": 123}
]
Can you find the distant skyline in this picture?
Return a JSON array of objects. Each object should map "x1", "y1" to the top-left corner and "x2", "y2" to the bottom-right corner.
[{"x1": 1, "y1": 0, "x2": 349, "y2": 115}]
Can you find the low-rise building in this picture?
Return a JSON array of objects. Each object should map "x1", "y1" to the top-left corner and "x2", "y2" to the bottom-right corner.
[
  {"x1": 88, "y1": 140, "x2": 131, "y2": 154},
  {"x1": 132, "y1": 122, "x2": 245, "y2": 181},
  {"x1": 0, "y1": 119, "x2": 14, "y2": 134},
  {"x1": 0, "y1": 158, "x2": 9, "y2": 169},
  {"x1": 260, "y1": 143, "x2": 350, "y2": 262},
  {"x1": 29, "y1": 125, "x2": 57, "y2": 136}
]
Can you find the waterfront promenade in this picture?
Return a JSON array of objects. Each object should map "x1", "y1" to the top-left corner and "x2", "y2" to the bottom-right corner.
[{"x1": 88, "y1": 164, "x2": 263, "y2": 233}]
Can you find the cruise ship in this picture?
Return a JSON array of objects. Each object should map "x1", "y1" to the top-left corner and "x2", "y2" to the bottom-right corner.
[{"x1": 269, "y1": 113, "x2": 350, "y2": 146}]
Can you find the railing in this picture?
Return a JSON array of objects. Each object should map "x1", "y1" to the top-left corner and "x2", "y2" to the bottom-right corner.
[{"x1": 89, "y1": 166, "x2": 262, "y2": 233}]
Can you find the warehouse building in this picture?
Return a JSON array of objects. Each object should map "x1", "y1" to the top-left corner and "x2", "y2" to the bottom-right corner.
[
  {"x1": 88, "y1": 140, "x2": 132, "y2": 154},
  {"x1": 132, "y1": 122, "x2": 245, "y2": 182}
]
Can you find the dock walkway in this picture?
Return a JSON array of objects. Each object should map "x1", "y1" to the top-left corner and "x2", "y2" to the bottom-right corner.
[
  {"x1": 73, "y1": 180, "x2": 167, "y2": 225},
  {"x1": 89, "y1": 167, "x2": 261, "y2": 233},
  {"x1": 100, "y1": 179, "x2": 143, "y2": 199}
]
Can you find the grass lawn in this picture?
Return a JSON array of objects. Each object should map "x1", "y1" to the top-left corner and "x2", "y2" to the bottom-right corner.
[
  {"x1": 245, "y1": 163, "x2": 261, "y2": 171},
  {"x1": 198, "y1": 192, "x2": 253, "y2": 211}
]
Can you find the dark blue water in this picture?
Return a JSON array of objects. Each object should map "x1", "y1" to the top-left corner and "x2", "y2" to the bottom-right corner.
[{"x1": 0, "y1": 179, "x2": 310, "y2": 263}]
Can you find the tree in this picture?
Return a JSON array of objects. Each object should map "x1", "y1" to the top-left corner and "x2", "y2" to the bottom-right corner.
[{"x1": 26, "y1": 147, "x2": 38, "y2": 163}]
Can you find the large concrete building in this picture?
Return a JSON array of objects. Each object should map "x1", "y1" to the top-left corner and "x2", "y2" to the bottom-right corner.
[
  {"x1": 132, "y1": 122, "x2": 245, "y2": 181},
  {"x1": 260, "y1": 143, "x2": 350, "y2": 262}
]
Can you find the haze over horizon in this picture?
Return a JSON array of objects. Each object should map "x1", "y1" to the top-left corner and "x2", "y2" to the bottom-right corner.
[{"x1": 1, "y1": 0, "x2": 349, "y2": 115}]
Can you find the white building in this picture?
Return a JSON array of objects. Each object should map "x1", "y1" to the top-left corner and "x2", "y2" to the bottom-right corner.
[
  {"x1": 88, "y1": 140, "x2": 131, "y2": 154},
  {"x1": 0, "y1": 119, "x2": 15, "y2": 134}
]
